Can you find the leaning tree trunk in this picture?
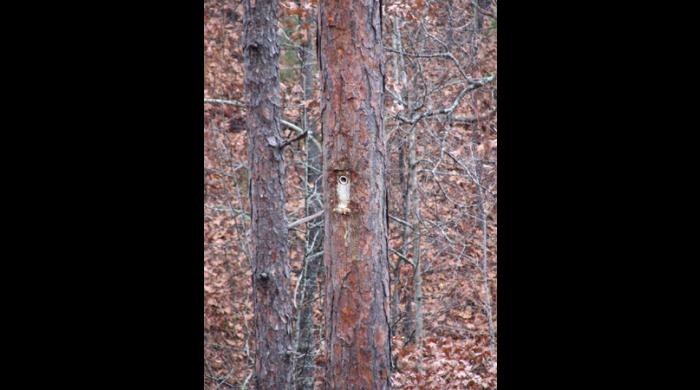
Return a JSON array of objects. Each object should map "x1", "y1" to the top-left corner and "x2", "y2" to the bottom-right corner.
[
  {"x1": 243, "y1": 0, "x2": 293, "y2": 388},
  {"x1": 318, "y1": 0, "x2": 391, "y2": 388}
]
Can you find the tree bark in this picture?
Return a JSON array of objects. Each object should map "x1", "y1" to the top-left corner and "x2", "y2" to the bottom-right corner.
[
  {"x1": 318, "y1": 0, "x2": 391, "y2": 388},
  {"x1": 244, "y1": 0, "x2": 293, "y2": 388}
]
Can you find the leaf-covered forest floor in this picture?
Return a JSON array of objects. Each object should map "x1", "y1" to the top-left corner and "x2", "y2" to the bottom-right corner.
[{"x1": 205, "y1": 1, "x2": 496, "y2": 388}]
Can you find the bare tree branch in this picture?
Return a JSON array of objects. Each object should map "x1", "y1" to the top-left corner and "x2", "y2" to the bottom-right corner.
[
  {"x1": 389, "y1": 214, "x2": 413, "y2": 229},
  {"x1": 204, "y1": 98, "x2": 305, "y2": 134},
  {"x1": 287, "y1": 209, "x2": 324, "y2": 229},
  {"x1": 390, "y1": 247, "x2": 415, "y2": 268},
  {"x1": 395, "y1": 75, "x2": 495, "y2": 125}
]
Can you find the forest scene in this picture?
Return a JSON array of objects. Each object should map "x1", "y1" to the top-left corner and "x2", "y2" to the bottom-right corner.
[{"x1": 204, "y1": 0, "x2": 497, "y2": 388}]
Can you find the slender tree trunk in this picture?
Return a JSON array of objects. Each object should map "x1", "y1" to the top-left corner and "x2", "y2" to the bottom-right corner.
[
  {"x1": 243, "y1": 0, "x2": 293, "y2": 388},
  {"x1": 390, "y1": 16, "x2": 402, "y2": 332},
  {"x1": 408, "y1": 124, "x2": 423, "y2": 369},
  {"x1": 318, "y1": 0, "x2": 391, "y2": 388},
  {"x1": 476, "y1": 172, "x2": 495, "y2": 357},
  {"x1": 394, "y1": 140, "x2": 406, "y2": 334},
  {"x1": 391, "y1": 15, "x2": 410, "y2": 337},
  {"x1": 474, "y1": 0, "x2": 492, "y2": 33},
  {"x1": 294, "y1": 5, "x2": 323, "y2": 388},
  {"x1": 472, "y1": 139, "x2": 495, "y2": 357}
]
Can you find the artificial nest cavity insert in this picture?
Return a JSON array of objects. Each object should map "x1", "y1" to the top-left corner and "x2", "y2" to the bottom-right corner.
[{"x1": 333, "y1": 174, "x2": 351, "y2": 215}]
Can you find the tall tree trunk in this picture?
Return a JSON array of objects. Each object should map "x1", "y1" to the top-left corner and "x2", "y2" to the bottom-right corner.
[
  {"x1": 391, "y1": 15, "x2": 410, "y2": 337},
  {"x1": 476, "y1": 169, "x2": 495, "y2": 357},
  {"x1": 243, "y1": 0, "x2": 293, "y2": 388},
  {"x1": 408, "y1": 125, "x2": 423, "y2": 368},
  {"x1": 294, "y1": 5, "x2": 323, "y2": 388},
  {"x1": 318, "y1": 0, "x2": 391, "y2": 388},
  {"x1": 472, "y1": 131, "x2": 495, "y2": 357}
]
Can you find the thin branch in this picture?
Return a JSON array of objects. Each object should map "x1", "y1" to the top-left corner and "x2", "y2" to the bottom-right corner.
[
  {"x1": 288, "y1": 209, "x2": 324, "y2": 229},
  {"x1": 395, "y1": 75, "x2": 495, "y2": 125},
  {"x1": 452, "y1": 109, "x2": 497, "y2": 124},
  {"x1": 280, "y1": 119, "x2": 305, "y2": 134},
  {"x1": 204, "y1": 98, "x2": 245, "y2": 107},
  {"x1": 279, "y1": 129, "x2": 308, "y2": 149},
  {"x1": 385, "y1": 48, "x2": 453, "y2": 59},
  {"x1": 390, "y1": 248, "x2": 415, "y2": 268},
  {"x1": 241, "y1": 370, "x2": 253, "y2": 390},
  {"x1": 389, "y1": 214, "x2": 413, "y2": 229},
  {"x1": 203, "y1": 98, "x2": 304, "y2": 134}
]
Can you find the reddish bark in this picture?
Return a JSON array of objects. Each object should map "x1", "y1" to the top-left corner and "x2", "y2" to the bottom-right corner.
[{"x1": 319, "y1": 0, "x2": 391, "y2": 388}]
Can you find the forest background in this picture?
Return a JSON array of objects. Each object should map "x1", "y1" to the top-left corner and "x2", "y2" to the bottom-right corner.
[{"x1": 204, "y1": 0, "x2": 497, "y2": 388}]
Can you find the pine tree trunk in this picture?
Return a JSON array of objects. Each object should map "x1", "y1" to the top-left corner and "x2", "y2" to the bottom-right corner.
[
  {"x1": 318, "y1": 0, "x2": 391, "y2": 387},
  {"x1": 244, "y1": 0, "x2": 293, "y2": 388}
]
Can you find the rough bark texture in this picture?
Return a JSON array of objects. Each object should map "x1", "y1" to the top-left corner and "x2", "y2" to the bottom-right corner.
[
  {"x1": 319, "y1": 0, "x2": 391, "y2": 388},
  {"x1": 244, "y1": 0, "x2": 293, "y2": 388}
]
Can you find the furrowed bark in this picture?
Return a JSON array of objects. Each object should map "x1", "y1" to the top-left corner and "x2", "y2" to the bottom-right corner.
[
  {"x1": 243, "y1": 0, "x2": 293, "y2": 388},
  {"x1": 319, "y1": 0, "x2": 391, "y2": 388}
]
